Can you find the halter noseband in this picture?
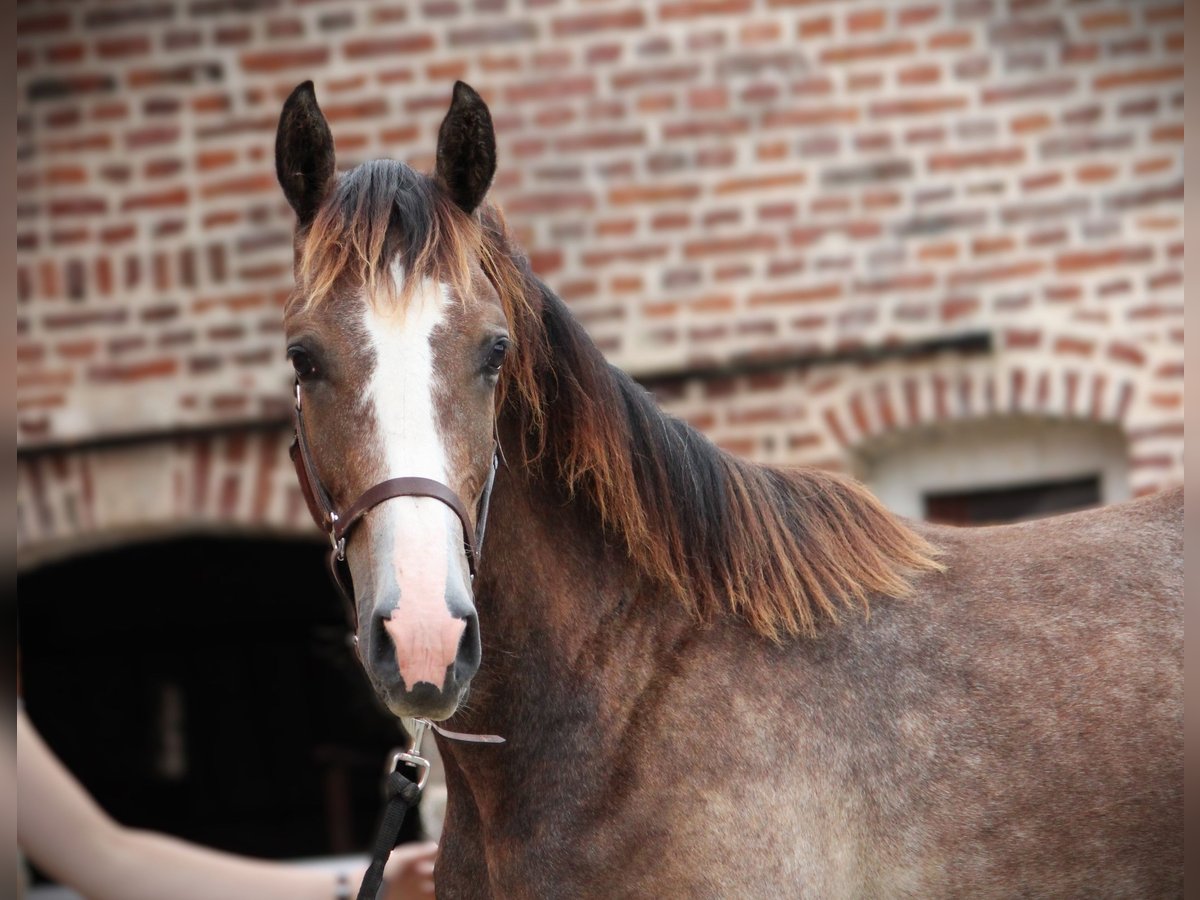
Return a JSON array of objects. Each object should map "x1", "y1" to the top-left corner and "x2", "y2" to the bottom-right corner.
[{"x1": 288, "y1": 380, "x2": 499, "y2": 620}]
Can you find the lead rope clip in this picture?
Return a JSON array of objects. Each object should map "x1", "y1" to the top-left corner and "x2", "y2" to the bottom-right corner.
[{"x1": 388, "y1": 718, "x2": 432, "y2": 790}]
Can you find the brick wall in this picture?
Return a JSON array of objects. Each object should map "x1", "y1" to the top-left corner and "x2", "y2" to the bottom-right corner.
[{"x1": 16, "y1": 0, "x2": 1183, "y2": 558}]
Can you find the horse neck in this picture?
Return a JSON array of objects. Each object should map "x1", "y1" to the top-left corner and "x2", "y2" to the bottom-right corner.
[{"x1": 434, "y1": 414, "x2": 695, "y2": 825}]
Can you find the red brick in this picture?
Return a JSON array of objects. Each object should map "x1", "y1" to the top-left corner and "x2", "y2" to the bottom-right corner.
[
  {"x1": 1054, "y1": 337, "x2": 1094, "y2": 358},
  {"x1": 971, "y1": 236, "x2": 1015, "y2": 256},
  {"x1": 43, "y1": 134, "x2": 112, "y2": 154},
  {"x1": 44, "y1": 167, "x2": 86, "y2": 187},
  {"x1": 48, "y1": 197, "x2": 107, "y2": 217},
  {"x1": 1077, "y1": 163, "x2": 1118, "y2": 184},
  {"x1": 122, "y1": 187, "x2": 188, "y2": 212},
  {"x1": 847, "y1": 73, "x2": 884, "y2": 92},
  {"x1": 928, "y1": 30, "x2": 973, "y2": 50},
  {"x1": 506, "y1": 191, "x2": 595, "y2": 214},
  {"x1": 949, "y1": 260, "x2": 1045, "y2": 286},
  {"x1": 749, "y1": 284, "x2": 841, "y2": 306},
  {"x1": 126, "y1": 126, "x2": 179, "y2": 149},
  {"x1": 1151, "y1": 123, "x2": 1184, "y2": 143},
  {"x1": 821, "y1": 39, "x2": 915, "y2": 64},
  {"x1": 17, "y1": 369, "x2": 74, "y2": 391},
  {"x1": 553, "y1": 9, "x2": 644, "y2": 36},
  {"x1": 240, "y1": 47, "x2": 330, "y2": 73},
  {"x1": 192, "y1": 293, "x2": 268, "y2": 315},
  {"x1": 918, "y1": 242, "x2": 958, "y2": 262},
  {"x1": 871, "y1": 96, "x2": 967, "y2": 117},
  {"x1": 940, "y1": 297, "x2": 979, "y2": 322},
  {"x1": 1021, "y1": 171, "x2": 1062, "y2": 192},
  {"x1": 506, "y1": 75, "x2": 594, "y2": 103},
  {"x1": 609, "y1": 184, "x2": 699, "y2": 205},
  {"x1": 897, "y1": 64, "x2": 941, "y2": 86},
  {"x1": 556, "y1": 130, "x2": 644, "y2": 152},
  {"x1": 1095, "y1": 65, "x2": 1182, "y2": 90},
  {"x1": 982, "y1": 77, "x2": 1074, "y2": 104},
  {"x1": 1005, "y1": 329, "x2": 1042, "y2": 349},
  {"x1": 200, "y1": 173, "x2": 278, "y2": 199},
  {"x1": 57, "y1": 340, "x2": 99, "y2": 362},
  {"x1": 1055, "y1": 247, "x2": 1153, "y2": 273},
  {"x1": 1108, "y1": 342, "x2": 1146, "y2": 366},
  {"x1": 1148, "y1": 392, "x2": 1181, "y2": 410},
  {"x1": 714, "y1": 171, "x2": 806, "y2": 195},
  {"x1": 929, "y1": 147, "x2": 1024, "y2": 171},
  {"x1": 1080, "y1": 10, "x2": 1131, "y2": 30},
  {"x1": 192, "y1": 94, "x2": 230, "y2": 114},
  {"x1": 44, "y1": 43, "x2": 85, "y2": 64},
  {"x1": 197, "y1": 149, "x2": 238, "y2": 171},
  {"x1": 345, "y1": 34, "x2": 434, "y2": 59},
  {"x1": 899, "y1": 5, "x2": 938, "y2": 26},
  {"x1": 763, "y1": 106, "x2": 856, "y2": 129},
  {"x1": 1144, "y1": 4, "x2": 1183, "y2": 23},
  {"x1": 847, "y1": 8, "x2": 886, "y2": 32},
  {"x1": 798, "y1": 15, "x2": 832, "y2": 37},
  {"x1": 685, "y1": 234, "x2": 777, "y2": 258},
  {"x1": 97, "y1": 36, "x2": 151, "y2": 58},
  {"x1": 661, "y1": 0, "x2": 751, "y2": 19},
  {"x1": 18, "y1": 13, "x2": 72, "y2": 35},
  {"x1": 740, "y1": 21, "x2": 782, "y2": 43}
]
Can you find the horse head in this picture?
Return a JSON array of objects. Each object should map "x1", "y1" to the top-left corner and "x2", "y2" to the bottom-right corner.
[{"x1": 276, "y1": 81, "x2": 507, "y2": 720}]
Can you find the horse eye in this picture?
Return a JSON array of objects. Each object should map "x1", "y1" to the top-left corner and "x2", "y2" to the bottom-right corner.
[
  {"x1": 484, "y1": 339, "x2": 509, "y2": 375},
  {"x1": 288, "y1": 347, "x2": 317, "y2": 380}
]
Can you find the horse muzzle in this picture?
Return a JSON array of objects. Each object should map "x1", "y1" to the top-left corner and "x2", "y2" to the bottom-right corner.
[{"x1": 364, "y1": 594, "x2": 481, "y2": 720}]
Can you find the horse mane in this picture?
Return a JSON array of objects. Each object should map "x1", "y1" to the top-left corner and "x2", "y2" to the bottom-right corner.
[{"x1": 293, "y1": 159, "x2": 944, "y2": 639}]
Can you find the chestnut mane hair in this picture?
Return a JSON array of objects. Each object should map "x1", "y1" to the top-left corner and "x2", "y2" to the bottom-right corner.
[{"x1": 293, "y1": 160, "x2": 944, "y2": 639}]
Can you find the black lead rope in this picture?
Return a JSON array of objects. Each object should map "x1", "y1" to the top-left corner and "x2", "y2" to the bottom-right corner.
[
  {"x1": 355, "y1": 719, "x2": 504, "y2": 900},
  {"x1": 356, "y1": 770, "x2": 423, "y2": 900}
]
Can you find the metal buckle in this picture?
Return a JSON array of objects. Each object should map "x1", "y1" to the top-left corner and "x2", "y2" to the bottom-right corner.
[
  {"x1": 328, "y1": 513, "x2": 345, "y2": 559},
  {"x1": 388, "y1": 718, "x2": 431, "y2": 790},
  {"x1": 294, "y1": 381, "x2": 302, "y2": 411}
]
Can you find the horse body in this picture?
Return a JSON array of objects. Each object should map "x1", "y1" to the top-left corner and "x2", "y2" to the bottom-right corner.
[
  {"x1": 274, "y1": 80, "x2": 1182, "y2": 898},
  {"x1": 438, "y1": 481, "x2": 1181, "y2": 898}
]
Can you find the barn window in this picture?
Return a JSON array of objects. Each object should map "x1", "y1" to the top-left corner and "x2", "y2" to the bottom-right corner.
[
  {"x1": 858, "y1": 417, "x2": 1129, "y2": 525},
  {"x1": 923, "y1": 475, "x2": 1102, "y2": 525}
]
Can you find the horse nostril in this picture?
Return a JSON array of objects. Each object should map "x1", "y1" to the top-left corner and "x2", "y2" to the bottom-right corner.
[
  {"x1": 369, "y1": 610, "x2": 398, "y2": 675},
  {"x1": 455, "y1": 612, "x2": 482, "y2": 680}
]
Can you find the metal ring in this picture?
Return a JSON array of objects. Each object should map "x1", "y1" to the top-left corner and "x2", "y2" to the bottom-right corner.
[{"x1": 389, "y1": 750, "x2": 432, "y2": 791}]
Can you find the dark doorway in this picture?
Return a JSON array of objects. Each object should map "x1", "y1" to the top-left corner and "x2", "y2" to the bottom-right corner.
[
  {"x1": 18, "y1": 536, "x2": 421, "y2": 878},
  {"x1": 924, "y1": 475, "x2": 1102, "y2": 525}
]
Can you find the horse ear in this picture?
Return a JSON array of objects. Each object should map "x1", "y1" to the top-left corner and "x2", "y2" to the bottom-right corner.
[
  {"x1": 434, "y1": 81, "x2": 496, "y2": 214},
  {"x1": 275, "y1": 81, "x2": 335, "y2": 225}
]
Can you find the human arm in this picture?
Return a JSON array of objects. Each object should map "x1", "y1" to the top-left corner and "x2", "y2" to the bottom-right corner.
[{"x1": 17, "y1": 707, "x2": 434, "y2": 899}]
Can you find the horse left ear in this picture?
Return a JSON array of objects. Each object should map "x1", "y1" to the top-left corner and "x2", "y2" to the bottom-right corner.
[
  {"x1": 434, "y1": 81, "x2": 496, "y2": 215},
  {"x1": 275, "y1": 81, "x2": 336, "y2": 226}
]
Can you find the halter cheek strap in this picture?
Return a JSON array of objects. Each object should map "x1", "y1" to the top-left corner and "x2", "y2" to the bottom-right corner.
[{"x1": 289, "y1": 380, "x2": 499, "y2": 618}]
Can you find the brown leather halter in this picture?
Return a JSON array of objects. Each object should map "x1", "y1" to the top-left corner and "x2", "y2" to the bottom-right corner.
[{"x1": 288, "y1": 380, "x2": 499, "y2": 623}]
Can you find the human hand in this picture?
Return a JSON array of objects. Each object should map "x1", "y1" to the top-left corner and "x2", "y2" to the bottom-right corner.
[{"x1": 382, "y1": 841, "x2": 437, "y2": 899}]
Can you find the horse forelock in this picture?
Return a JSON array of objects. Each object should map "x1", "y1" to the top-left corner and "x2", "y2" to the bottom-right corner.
[{"x1": 290, "y1": 159, "x2": 481, "y2": 317}]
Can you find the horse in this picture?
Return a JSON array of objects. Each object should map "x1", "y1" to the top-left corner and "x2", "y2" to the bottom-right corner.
[{"x1": 275, "y1": 80, "x2": 1183, "y2": 898}]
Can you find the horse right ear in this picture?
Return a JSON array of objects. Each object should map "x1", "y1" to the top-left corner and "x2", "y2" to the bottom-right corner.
[
  {"x1": 275, "y1": 81, "x2": 335, "y2": 226},
  {"x1": 434, "y1": 81, "x2": 496, "y2": 214}
]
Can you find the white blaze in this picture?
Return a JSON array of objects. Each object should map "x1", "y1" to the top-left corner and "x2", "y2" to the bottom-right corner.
[
  {"x1": 362, "y1": 268, "x2": 467, "y2": 688},
  {"x1": 363, "y1": 270, "x2": 450, "y2": 484}
]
